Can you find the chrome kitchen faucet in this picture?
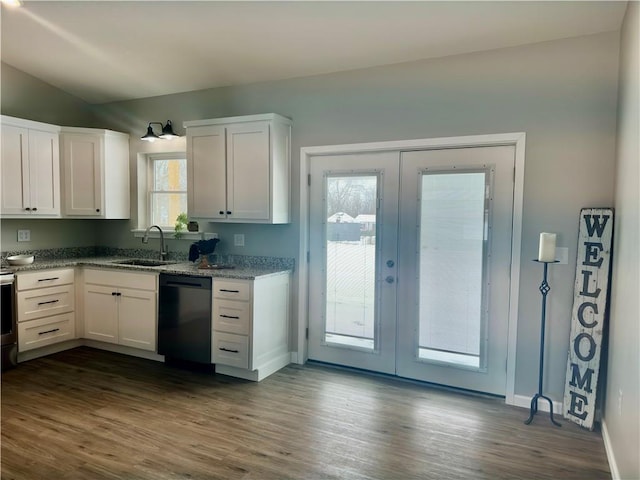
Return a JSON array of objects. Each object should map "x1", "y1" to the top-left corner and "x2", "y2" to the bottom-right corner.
[{"x1": 142, "y1": 225, "x2": 167, "y2": 261}]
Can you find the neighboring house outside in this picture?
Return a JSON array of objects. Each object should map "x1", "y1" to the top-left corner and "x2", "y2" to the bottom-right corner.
[{"x1": 354, "y1": 214, "x2": 376, "y2": 235}]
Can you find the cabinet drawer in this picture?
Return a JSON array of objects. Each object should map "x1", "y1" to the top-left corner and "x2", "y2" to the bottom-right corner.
[
  {"x1": 213, "y1": 280, "x2": 250, "y2": 301},
  {"x1": 84, "y1": 268, "x2": 157, "y2": 291},
  {"x1": 17, "y1": 268, "x2": 74, "y2": 291},
  {"x1": 213, "y1": 332, "x2": 249, "y2": 369},
  {"x1": 213, "y1": 299, "x2": 251, "y2": 335},
  {"x1": 18, "y1": 312, "x2": 75, "y2": 352},
  {"x1": 17, "y1": 284, "x2": 74, "y2": 322}
]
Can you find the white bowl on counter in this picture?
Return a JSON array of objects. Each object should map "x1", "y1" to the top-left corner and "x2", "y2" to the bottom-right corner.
[{"x1": 6, "y1": 254, "x2": 34, "y2": 266}]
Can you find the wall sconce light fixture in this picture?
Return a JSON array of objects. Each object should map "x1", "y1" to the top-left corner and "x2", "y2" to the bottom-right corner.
[{"x1": 141, "y1": 120, "x2": 179, "y2": 142}]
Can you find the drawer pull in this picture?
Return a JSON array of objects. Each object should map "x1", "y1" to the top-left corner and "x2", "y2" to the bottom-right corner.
[
  {"x1": 37, "y1": 299, "x2": 60, "y2": 306},
  {"x1": 219, "y1": 347, "x2": 239, "y2": 353},
  {"x1": 220, "y1": 289, "x2": 240, "y2": 293},
  {"x1": 38, "y1": 328, "x2": 60, "y2": 335},
  {"x1": 220, "y1": 314, "x2": 240, "y2": 320},
  {"x1": 38, "y1": 277, "x2": 60, "y2": 282}
]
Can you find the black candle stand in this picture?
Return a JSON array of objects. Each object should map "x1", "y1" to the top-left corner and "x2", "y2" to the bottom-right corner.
[{"x1": 525, "y1": 260, "x2": 561, "y2": 427}]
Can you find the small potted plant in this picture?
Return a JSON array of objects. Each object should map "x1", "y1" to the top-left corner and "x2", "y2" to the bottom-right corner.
[
  {"x1": 187, "y1": 220, "x2": 199, "y2": 232},
  {"x1": 174, "y1": 212, "x2": 188, "y2": 239}
]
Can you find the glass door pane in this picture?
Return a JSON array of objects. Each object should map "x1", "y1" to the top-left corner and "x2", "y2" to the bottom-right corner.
[
  {"x1": 324, "y1": 175, "x2": 378, "y2": 351},
  {"x1": 418, "y1": 171, "x2": 488, "y2": 369}
]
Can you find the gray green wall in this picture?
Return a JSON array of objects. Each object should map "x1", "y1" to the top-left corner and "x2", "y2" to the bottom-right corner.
[
  {"x1": 1, "y1": 219, "x2": 103, "y2": 251},
  {"x1": 96, "y1": 31, "x2": 620, "y2": 404},
  {"x1": 1, "y1": 62, "x2": 99, "y2": 127},
  {"x1": 605, "y1": 2, "x2": 639, "y2": 478},
  {"x1": 1, "y1": 32, "x2": 624, "y2": 415}
]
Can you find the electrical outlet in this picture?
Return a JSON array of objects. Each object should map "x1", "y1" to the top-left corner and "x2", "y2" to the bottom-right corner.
[
  {"x1": 17, "y1": 229, "x2": 31, "y2": 242},
  {"x1": 234, "y1": 234, "x2": 245, "y2": 247}
]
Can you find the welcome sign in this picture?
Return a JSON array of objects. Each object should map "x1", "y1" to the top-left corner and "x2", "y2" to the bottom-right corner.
[{"x1": 563, "y1": 208, "x2": 613, "y2": 430}]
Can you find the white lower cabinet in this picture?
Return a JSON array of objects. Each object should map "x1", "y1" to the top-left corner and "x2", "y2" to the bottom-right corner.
[
  {"x1": 83, "y1": 269, "x2": 157, "y2": 352},
  {"x1": 212, "y1": 272, "x2": 290, "y2": 381},
  {"x1": 16, "y1": 268, "x2": 76, "y2": 352}
]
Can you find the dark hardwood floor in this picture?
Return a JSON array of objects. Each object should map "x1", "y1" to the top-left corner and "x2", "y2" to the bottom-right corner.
[{"x1": 1, "y1": 347, "x2": 610, "y2": 479}]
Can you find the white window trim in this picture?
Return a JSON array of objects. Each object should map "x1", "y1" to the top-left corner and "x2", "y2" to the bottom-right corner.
[
  {"x1": 135, "y1": 151, "x2": 190, "y2": 235},
  {"x1": 148, "y1": 152, "x2": 187, "y2": 230}
]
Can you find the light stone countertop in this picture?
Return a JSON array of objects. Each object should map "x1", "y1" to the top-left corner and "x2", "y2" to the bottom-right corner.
[{"x1": 5, "y1": 256, "x2": 291, "y2": 280}]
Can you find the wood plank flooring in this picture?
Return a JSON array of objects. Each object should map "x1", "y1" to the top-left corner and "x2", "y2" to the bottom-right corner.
[{"x1": 1, "y1": 347, "x2": 610, "y2": 479}]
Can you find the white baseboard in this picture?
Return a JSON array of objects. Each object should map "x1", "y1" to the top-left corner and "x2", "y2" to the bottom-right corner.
[
  {"x1": 601, "y1": 420, "x2": 620, "y2": 480},
  {"x1": 83, "y1": 340, "x2": 165, "y2": 362},
  {"x1": 18, "y1": 339, "x2": 165, "y2": 363},
  {"x1": 290, "y1": 351, "x2": 299, "y2": 364},
  {"x1": 511, "y1": 394, "x2": 563, "y2": 415},
  {"x1": 17, "y1": 339, "x2": 83, "y2": 363}
]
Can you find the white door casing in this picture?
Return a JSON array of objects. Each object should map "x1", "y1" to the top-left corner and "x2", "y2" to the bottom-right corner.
[{"x1": 299, "y1": 133, "x2": 526, "y2": 404}]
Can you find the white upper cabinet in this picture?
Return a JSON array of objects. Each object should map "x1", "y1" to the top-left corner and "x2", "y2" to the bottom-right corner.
[
  {"x1": 185, "y1": 113, "x2": 291, "y2": 224},
  {"x1": 61, "y1": 127, "x2": 130, "y2": 219},
  {"x1": 1, "y1": 116, "x2": 61, "y2": 217}
]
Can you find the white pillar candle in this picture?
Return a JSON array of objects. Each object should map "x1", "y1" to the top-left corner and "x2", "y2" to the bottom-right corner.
[{"x1": 538, "y1": 232, "x2": 557, "y2": 262}]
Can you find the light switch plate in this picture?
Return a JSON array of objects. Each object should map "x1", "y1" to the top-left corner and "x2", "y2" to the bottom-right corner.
[
  {"x1": 234, "y1": 234, "x2": 245, "y2": 247},
  {"x1": 17, "y1": 229, "x2": 31, "y2": 242}
]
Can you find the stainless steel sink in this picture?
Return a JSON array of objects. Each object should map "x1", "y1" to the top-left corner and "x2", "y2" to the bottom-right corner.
[{"x1": 112, "y1": 259, "x2": 177, "y2": 267}]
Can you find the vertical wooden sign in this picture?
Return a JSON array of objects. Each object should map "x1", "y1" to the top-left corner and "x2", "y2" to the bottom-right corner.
[{"x1": 563, "y1": 208, "x2": 613, "y2": 430}]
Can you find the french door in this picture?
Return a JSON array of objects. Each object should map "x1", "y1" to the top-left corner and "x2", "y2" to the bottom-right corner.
[{"x1": 308, "y1": 145, "x2": 515, "y2": 395}]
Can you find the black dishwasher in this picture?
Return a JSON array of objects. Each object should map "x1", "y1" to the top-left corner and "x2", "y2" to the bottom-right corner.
[{"x1": 158, "y1": 274, "x2": 212, "y2": 364}]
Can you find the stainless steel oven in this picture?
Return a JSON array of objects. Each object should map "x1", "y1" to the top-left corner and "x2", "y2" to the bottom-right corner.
[{"x1": 1, "y1": 269, "x2": 17, "y2": 371}]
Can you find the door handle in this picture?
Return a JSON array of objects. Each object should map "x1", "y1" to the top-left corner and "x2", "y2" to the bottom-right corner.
[{"x1": 385, "y1": 276, "x2": 395, "y2": 284}]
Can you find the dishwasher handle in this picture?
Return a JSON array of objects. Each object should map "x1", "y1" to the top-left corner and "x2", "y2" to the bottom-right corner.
[{"x1": 159, "y1": 275, "x2": 211, "y2": 289}]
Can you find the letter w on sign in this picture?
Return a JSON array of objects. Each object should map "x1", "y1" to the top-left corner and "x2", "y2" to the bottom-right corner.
[{"x1": 563, "y1": 208, "x2": 613, "y2": 430}]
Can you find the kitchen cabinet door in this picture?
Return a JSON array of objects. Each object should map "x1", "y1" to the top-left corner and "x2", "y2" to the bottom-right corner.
[
  {"x1": 83, "y1": 284, "x2": 118, "y2": 344},
  {"x1": 62, "y1": 133, "x2": 103, "y2": 216},
  {"x1": 61, "y1": 128, "x2": 129, "y2": 219},
  {"x1": 187, "y1": 125, "x2": 226, "y2": 219},
  {"x1": 118, "y1": 288, "x2": 156, "y2": 352},
  {"x1": 28, "y1": 129, "x2": 60, "y2": 215},
  {"x1": 226, "y1": 121, "x2": 270, "y2": 221},
  {"x1": 1, "y1": 121, "x2": 60, "y2": 217},
  {"x1": 1, "y1": 125, "x2": 30, "y2": 215}
]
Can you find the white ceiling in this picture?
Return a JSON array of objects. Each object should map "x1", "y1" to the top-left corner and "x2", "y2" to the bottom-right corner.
[{"x1": 1, "y1": 1, "x2": 628, "y2": 105}]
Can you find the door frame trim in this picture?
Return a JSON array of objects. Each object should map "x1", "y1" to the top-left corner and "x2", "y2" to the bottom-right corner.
[{"x1": 298, "y1": 132, "x2": 526, "y2": 406}]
